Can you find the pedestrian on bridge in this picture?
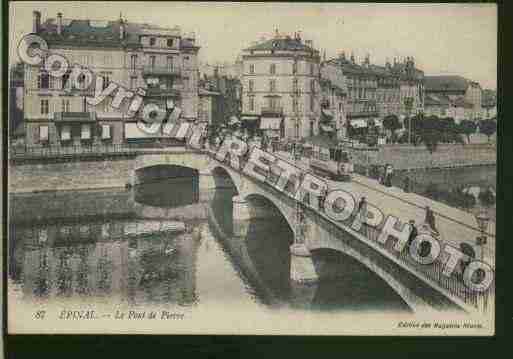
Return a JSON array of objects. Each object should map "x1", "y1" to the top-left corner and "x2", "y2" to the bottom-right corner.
[
  {"x1": 425, "y1": 206, "x2": 439, "y2": 234},
  {"x1": 407, "y1": 219, "x2": 418, "y2": 252},
  {"x1": 357, "y1": 196, "x2": 368, "y2": 236}
]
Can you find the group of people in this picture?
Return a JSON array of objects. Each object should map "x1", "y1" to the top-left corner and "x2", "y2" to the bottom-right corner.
[{"x1": 378, "y1": 164, "x2": 394, "y2": 187}]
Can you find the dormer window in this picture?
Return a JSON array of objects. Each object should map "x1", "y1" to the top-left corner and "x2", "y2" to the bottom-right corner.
[
  {"x1": 167, "y1": 39, "x2": 173, "y2": 47},
  {"x1": 149, "y1": 37, "x2": 156, "y2": 46}
]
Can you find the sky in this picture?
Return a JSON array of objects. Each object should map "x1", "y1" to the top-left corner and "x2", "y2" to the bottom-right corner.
[{"x1": 9, "y1": 1, "x2": 497, "y2": 89}]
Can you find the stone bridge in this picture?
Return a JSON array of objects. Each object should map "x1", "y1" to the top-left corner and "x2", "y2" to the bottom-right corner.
[{"x1": 131, "y1": 148, "x2": 490, "y2": 315}]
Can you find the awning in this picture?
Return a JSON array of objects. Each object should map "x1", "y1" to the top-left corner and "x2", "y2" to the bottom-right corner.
[
  {"x1": 241, "y1": 115, "x2": 259, "y2": 121},
  {"x1": 61, "y1": 125, "x2": 71, "y2": 140},
  {"x1": 320, "y1": 124, "x2": 334, "y2": 132},
  {"x1": 125, "y1": 122, "x2": 161, "y2": 139},
  {"x1": 322, "y1": 108, "x2": 334, "y2": 118},
  {"x1": 260, "y1": 117, "x2": 281, "y2": 130},
  {"x1": 101, "y1": 125, "x2": 111, "y2": 139},
  {"x1": 350, "y1": 119, "x2": 368, "y2": 128},
  {"x1": 81, "y1": 124, "x2": 91, "y2": 139}
]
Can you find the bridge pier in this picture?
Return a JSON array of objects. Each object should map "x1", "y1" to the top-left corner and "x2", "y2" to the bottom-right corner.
[
  {"x1": 232, "y1": 195, "x2": 251, "y2": 221},
  {"x1": 290, "y1": 243, "x2": 319, "y2": 284},
  {"x1": 198, "y1": 170, "x2": 216, "y2": 191}
]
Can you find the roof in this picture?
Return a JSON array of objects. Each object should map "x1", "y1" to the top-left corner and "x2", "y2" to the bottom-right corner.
[
  {"x1": 324, "y1": 57, "x2": 423, "y2": 80},
  {"x1": 38, "y1": 17, "x2": 187, "y2": 49},
  {"x1": 424, "y1": 75, "x2": 470, "y2": 92},
  {"x1": 424, "y1": 94, "x2": 451, "y2": 106},
  {"x1": 244, "y1": 37, "x2": 316, "y2": 52}
]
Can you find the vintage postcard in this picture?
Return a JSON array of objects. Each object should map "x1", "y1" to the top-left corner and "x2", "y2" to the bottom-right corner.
[{"x1": 6, "y1": 1, "x2": 497, "y2": 335}]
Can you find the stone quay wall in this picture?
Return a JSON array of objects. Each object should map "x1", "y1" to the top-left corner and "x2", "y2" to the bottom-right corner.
[
  {"x1": 350, "y1": 143, "x2": 496, "y2": 170},
  {"x1": 9, "y1": 157, "x2": 134, "y2": 193}
]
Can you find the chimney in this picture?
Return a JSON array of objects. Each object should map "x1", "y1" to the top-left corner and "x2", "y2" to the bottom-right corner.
[
  {"x1": 305, "y1": 39, "x2": 313, "y2": 48},
  {"x1": 297, "y1": 31, "x2": 302, "y2": 42},
  {"x1": 33, "y1": 11, "x2": 41, "y2": 33},
  {"x1": 364, "y1": 53, "x2": 370, "y2": 66},
  {"x1": 57, "y1": 12, "x2": 63, "y2": 35},
  {"x1": 350, "y1": 52, "x2": 355, "y2": 64},
  {"x1": 339, "y1": 51, "x2": 346, "y2": 60},
  {"x1": 385, "y1": 58, "x2": 391, "y2": 69}
]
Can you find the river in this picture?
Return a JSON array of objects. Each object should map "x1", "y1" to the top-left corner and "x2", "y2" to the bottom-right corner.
[{"x1": 8, "y1": 176, "x2": 415, "y2": 314}]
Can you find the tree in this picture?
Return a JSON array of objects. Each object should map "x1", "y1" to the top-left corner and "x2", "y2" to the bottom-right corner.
[
  {"x1": 459, "y1": 120, "x2": 477, "y2": 143},
  {"x1": 478, "y1": 119, "x2": 497, "y2": 142},
  {"x1": 382, "y1": 115, "x2": 401, "y2": 143}
]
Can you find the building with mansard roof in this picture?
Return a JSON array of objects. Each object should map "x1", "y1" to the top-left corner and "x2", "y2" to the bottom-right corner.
[
  {"x1": 240, "y1": 30, "x2": 324, "y2": 139},
  {"x1": 24, "y1": 10, "x2": 201, "y2": 147},
  {"x1": 424, "y1": 75, "x2": 482, "y2": 120}
]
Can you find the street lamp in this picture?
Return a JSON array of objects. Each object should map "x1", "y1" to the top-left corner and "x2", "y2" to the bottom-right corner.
[{"x1": 475, "y1": 210, "x2": 490, "y2": 261}]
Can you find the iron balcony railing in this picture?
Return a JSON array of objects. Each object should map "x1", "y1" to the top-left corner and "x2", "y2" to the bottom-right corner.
[
  {"x1": 261, "y1": 107, "x2": 283, "y2": 116},
  {"x1": 142, "y1": 66, "x2": 181, "y2": 77},
  {"x1": 53, "y1": 112, "x2": 96, "y2": 122}
]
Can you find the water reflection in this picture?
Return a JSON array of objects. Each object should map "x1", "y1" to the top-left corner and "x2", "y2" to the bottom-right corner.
[{"x1": 9, "y1": 175, "x2": 412, "y2": 312}]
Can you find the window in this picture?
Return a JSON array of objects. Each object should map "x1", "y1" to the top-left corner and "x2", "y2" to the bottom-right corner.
[
  {"x1": 39, "y1": 125, "x2": 49, "y2": 141},
  {"x1": 149, "y1": 37, "x2": 156, "y2": 46},
  {"x1": 38, "y1": 71, "x2": 49, "y2": 89},
  {"x1": 61, "y1": 99, "x2": 70, "y2": 112},
  {"x1": 249, "y1": 97, "x2": 254, "y2": 111},
  {"x1": 293, "y1": 78, "x2": 298, "y2": 93},
  {"x1": 101, "y1": 73, "x2": 110, "y2": 90},
  {"x1": 268, "y1": 97, "x2": 279, "y2": 109},
  {"x1": 101, "y1": 125, "x2": 111, "y2": 139},
  {"x1": 82, "y1": 97, "x2": 88, "y2": 112},
  {"x1": 130, "y1": 77, "x2": 137, "y2": 89},
  {"x1": 81, "y1": 124, "x2": 91, "y2": 140},
  {"x1": 293, "y1": 98, "x2": 298, "y2": 112},
  {"x1": 61, "y1": 125, "x2": 71, "y2": 141},
  {"x1": 310, "y1": 94, "x2": 315, "y2": 112},
  {"x1": 270, "y1": 64, "x2": 276, "y2": 75},
  {"x1": 62, "y1": 72, "x2": 70, "y2": 89},
  {"x1": 167, "y1": 38, "x2": 173, "y2": 47},
  {"x1": 248, "y1": 80, "x2": 254, "y2": 92},
  {"x1": 249, "y1": 64, "x2": 255, "y2": 74},
  {"x1": 40, "y1": 99, "x2": 49, "y2": 114},
  {"x1": 130, "y1": 55, "x2": 137, "y2": 70},
  {"x1": 269, "y1": 79, "x2": 276, "y2": 92},
  {"x1": 310, "y1": 120, "x2": 314, "y2": 137},
  {"x1": 149, "y1": 56, "x2": 156, "y2": 68},
  {"x1": 292, "y1": 61, "x2": 298, "y2": 74},
  {"x1": 166, "y1": 56, "x2": 173, "y2": 70},
  {"x1": 310, "y1": 63, "x2": 314, "y2": 76}
]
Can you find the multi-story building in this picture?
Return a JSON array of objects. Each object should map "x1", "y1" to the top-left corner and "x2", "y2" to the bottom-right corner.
[
  {"x1": 199, "y1": 66, "x2": 242, "y2": 128},
  {"x1": 481, "y1": 89, "x2": 497, "y2": 120},
  {"x1": 9, "y1": 62, "x2": 25, "y2": 139},
  {"x1": 319, "y1": 61, "x2": 347, "y2": 139},
  {"x1": 240, "y1": 31, "x2": 321, "y2": 139},
  {"x1": 394, "y1": 57, "x2": 425, "y2": 117},
  {"x1": 24, "y1": 11, "x2": 200, "y2": 147},
  {"x1": 323, "y1": 54, "x2": 424, "y2": 134},
  {"x1": 424, "y1": 75, "x2": 482, "y2": 120}
]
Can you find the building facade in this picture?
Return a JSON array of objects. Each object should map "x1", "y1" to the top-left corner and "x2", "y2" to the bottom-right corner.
[
  {"x1": 24, "y1": 11, "x2": 200, "y2": 148},
  {"x1": 424, "y1": 75, "x2": 482, "y2": 121},
  {"x1": 240, "y1": 31, "x2": 321, "y2": 139},
  {"x1": 323, "y1": 54, "x2": 423, "y2": 134}
]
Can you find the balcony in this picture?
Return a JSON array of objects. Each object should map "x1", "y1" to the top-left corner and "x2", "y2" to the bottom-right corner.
[
  {"x1": 347, "y1": 111, "x2": 378, "y2": 119},
  {"x1": 145, "y1": 86, "x2": 181, "y2": 98},
  {"x1": 142, "y1": 66, "x2": 181, "y2": 77},
  {"x1": 261, "y1": 107, "x2": 283, "y2": 116},
  {"x1": 54, "y1": 112, "x2": 96, "y2": 123}
]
